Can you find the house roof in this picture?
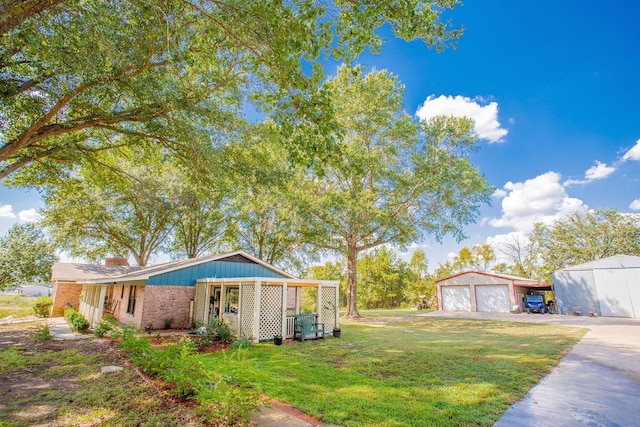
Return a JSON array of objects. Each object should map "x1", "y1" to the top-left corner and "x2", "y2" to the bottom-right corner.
[
  {"x1": 53, "y1": 250, "x2": 296, "y2": 284},
  {"x1": 558, "y1": 254, "x2": 640, "y2": 271},
  {"x1": 436, "y1": 270, "x2": 542, "y2": 285},
  {"x1": 51, "y1": 263, "x2": 141, "y2": 282}
]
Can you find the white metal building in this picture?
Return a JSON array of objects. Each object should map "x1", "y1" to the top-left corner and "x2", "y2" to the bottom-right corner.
[
  {"x1": 437, "y1": 271, "x2": 548, "y2": 313},
  {"x1": 553, "y1": 255, "x2": 640, "y2": 318}
]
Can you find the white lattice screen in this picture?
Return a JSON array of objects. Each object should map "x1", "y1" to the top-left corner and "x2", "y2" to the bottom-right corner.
[
  {"x1": 259, "y1": 285, "x2": 282, "y2": 340},
  {"x1": 321, "y1": 287, "x2": 337, "y2": 331},
  {"x1": 240, "y1": 284, "x2": 255, "y2": 339}
]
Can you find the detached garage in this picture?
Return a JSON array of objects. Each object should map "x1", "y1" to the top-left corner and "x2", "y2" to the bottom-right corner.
[
  {"x1": 553, "y1": 255, "x2": 640, "y2": 318},
  {"x1": 437, "y1": 271, "x2": 545, "y2": 313}
]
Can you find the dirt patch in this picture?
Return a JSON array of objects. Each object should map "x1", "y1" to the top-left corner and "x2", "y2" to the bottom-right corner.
[{"x1": 0, "y1": 320, "x2": 199, "y2": 426}]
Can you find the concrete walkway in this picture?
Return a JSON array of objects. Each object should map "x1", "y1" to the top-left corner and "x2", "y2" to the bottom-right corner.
[{"x1": 424, "y1": 311, "x2": 640, "y2": 426}]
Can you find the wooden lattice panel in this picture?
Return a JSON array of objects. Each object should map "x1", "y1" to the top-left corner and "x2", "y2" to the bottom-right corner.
[
  {"x1": 321, "y1": 287, "x2": 337, "y2": 331},
  {"x1": 240, "y1": 284, "x2": 255, "y2": 339},
  {"x1": 259, "y1": 285, "x2": 282, "y2": 340}
]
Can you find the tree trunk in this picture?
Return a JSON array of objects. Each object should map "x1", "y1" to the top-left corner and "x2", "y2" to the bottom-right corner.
[{"x1": 345, "y1": 244, "x2": 361, "y2": 318}]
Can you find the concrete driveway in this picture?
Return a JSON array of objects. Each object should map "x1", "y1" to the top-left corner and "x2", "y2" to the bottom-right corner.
[{"x1": 424, "y1": 311, "x2": 640, "y2": 426}]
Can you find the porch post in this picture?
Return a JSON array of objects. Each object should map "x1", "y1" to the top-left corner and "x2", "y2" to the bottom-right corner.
[
  {"x1": 94, "y1": 284, "x2": 107, "y2": 329},
  {"x1": 334, "y1": 283, "x2": 340, "y2": 328},
  {"x1": 253, "y1": 280, "x2": 262, "y2": 342},
  {"x1": 316, "y1": 283, "x2": 323, "y2": 322},
  {"x1": 281, "y1": 281, "x2": 288, "y2": 337},
  {"x1": 203, "y1": 282, "x2": 211, "y2": 325}
]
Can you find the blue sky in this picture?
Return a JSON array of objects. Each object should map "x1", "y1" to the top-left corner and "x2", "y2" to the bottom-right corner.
[{"x1": 1, "y1": 0, "x2": 639, "y2": 270}]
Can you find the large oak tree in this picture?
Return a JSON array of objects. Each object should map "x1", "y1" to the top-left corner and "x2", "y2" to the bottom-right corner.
[
  {"x1": 1, "y1": 0, "x2": 464, "y2": 181},
  {"x1": 302, "y1": 66, "x2": 492, "y2": 317}
]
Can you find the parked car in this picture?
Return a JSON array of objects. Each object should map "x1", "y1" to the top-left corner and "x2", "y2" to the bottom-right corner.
[{"x1": 525, "y1": 294, "x2": 545, "y2": 313}]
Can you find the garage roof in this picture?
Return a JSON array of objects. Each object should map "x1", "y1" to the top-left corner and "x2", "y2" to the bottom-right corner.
[
  {"x1": 436, "y1": 270, "x2": 545, "y2": 286},
  {"x1": 559, "y1": 255, "x2": 640, "y2": 271}
]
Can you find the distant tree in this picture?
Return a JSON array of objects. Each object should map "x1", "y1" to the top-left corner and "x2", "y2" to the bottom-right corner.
[
  {"x1": 302, "y1": 66, "x2": 493, "y2": 318},
  {"x1": 529, "y1": 208, "x2": 640, "y2": 276},
  {"x1": 0, "y1": 223, "x2": 58, "y2": 289},
  {"x1": 222, "y1": 123, "x2": 318, "y2": 274},
  {"x1": 403, "y1": 249, "x2": 435, "y2": 305},
  {"x1": 42, "y1": 146, "x2": 177, "y2": 266},
  {"x1": 305, "y1": 260, "x2": 347, "y2": 307},
  {"x1": 358, "y1": 247, "x2": 407, "y2": 309},
  {"x1": 168, "y1": 175, "x2": 229, "y2": 259},
  {"x1": 453, "y1": 243, "x2": 495, "y2": 272}
]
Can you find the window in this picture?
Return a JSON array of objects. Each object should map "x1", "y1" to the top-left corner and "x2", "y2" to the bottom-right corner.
[
  {"x1": 120, "y1": 284, "x2": 124, "y2": 299},
  {"x1": 224, "y1": 288, "x2": 239, "y2": 314},
  {"x1": 126, "y1": 285, "x2": 137, "y2": 314}
]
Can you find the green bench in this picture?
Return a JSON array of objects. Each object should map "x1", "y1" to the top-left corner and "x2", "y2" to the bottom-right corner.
[{"x1": 293, "y1": 313, "x2": 325, "y2": 342}]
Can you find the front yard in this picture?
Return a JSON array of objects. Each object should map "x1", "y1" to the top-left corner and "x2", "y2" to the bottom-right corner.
[
  {"x1": 198, "y1": 313, "x2": 586, "y2": 426},
  {"x1": 0, "y1": 309, "x2": 586, "y2": 426}
]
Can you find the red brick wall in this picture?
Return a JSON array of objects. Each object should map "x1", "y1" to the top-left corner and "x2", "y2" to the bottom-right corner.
[
  {"x1": 140, "y1": 285, "x2": 195, "y2": 329},
  {"x1": 51, "y1": 282, "x2": 83, "y2": 316}
]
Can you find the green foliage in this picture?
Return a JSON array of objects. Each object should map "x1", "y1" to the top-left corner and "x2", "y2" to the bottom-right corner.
[
  {"x1": 230, "y1": 336, "x2": 252, "y2": 350},
  {"x1": 32, "y1": 296, "x2": 53, "y2": 317},
  {"x1": 93, "y1": 317, "x2": 119, "y2": 338},
  {"x1": 64, "y1": 307, "x2": 89, "y2": 332},
  {"x1": 2, "y1": 0, "x2": 463, "y2": 181},
  {"x1": 205, "y1": 317, "x2": 236, "y2": 344},
  {"x1": 530, "y1": 208, "x2": 640, "y2": 278},
  {"x1": 33, "y1": 324, "x2": 52, "y2": 341},
  {"x1": 0, "y1": 294, "x2": 36, "y2": 318},
  {"x1": 0, "y1": 223, "x2": 57, "y2": 290},
  {"x1": 301, "y1": 66, "x2": 493, "y2": 316},
  {"x1": 117, "y1": 331, "x2": 260, "y2": 423}
]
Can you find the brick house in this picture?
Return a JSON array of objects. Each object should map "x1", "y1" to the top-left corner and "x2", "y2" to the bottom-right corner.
[{"x1": 51, "y1": 250, "x2": 339, "y2": 342}]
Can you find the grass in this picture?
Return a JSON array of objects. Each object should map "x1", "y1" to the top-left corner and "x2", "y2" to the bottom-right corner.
[
  {"x1": 0, "y1": 295, "x2": 37, "y2": 318},
  {"x1": 196, "y1": 314, "x2": 586, "y2": 427},
  {"x1": 0, "y1": 322, "x2": 196, "y2": 426}
]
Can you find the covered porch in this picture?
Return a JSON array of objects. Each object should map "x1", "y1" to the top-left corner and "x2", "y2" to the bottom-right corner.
[{"x1": 194, "y1": 277, "x2": 339, "y2": 342}]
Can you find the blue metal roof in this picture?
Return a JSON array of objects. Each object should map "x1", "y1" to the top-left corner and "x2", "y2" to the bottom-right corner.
[{"x1": 146, "y1": 259, "x2": 288, "y2": 286}]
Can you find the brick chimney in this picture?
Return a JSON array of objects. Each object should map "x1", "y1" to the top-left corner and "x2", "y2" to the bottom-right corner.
[{"x1": 106, "y1": 256, "x2": 129, "y2": 267}]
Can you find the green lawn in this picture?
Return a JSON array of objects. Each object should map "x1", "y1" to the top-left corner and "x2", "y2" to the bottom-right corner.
[
  {"x1": 198, "y1": 315, "x2": 585, "y2": 427},
  {"x1": 0, "y1": 295, "x2": 37, "y2": 318}
]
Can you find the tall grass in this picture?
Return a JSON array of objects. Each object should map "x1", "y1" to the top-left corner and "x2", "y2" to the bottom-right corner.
[{"x1": 0, "y1": 295, "x2": 37, "y2": 318}]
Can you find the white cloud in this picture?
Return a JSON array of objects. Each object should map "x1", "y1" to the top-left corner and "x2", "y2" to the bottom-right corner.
[
  {"x1": 485, "y1": 232, "x2": 529, "y2": 264},
  {"x1": 564, "y1": 161, "x2": 617, "y2": 186},
  {"x1": 492, "y1": 189, "x2": 507, "y2": 198},
  {"x1": 585, "y1": 161, "x2": 616, "y2": 180},
  {"x1": 630, "y1": 199, "x2": 640, "y2": 211},
  {"x1": 622, "y1": 139, "x2": 640, "y2": 161},
  {"x1": 489, "y1": 171, "x2": 588, "y2": 233},
  {"x1": 18, "y1": 209, "x2": 42, "y2": 222},
  {"x1": 0, "y1": 204, "x2": 16, "y2": 218},
  {"x1": 416, "y1": 95, "x2": 508, "y2": 143}
]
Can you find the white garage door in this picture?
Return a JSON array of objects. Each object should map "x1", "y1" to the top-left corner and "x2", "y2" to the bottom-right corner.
[
  {"x1": 442, "y1": 286, "x2": 471, "y2": 311},
  {"x1": 476, "y1": 285, "x2": 510, "y2": 312}
]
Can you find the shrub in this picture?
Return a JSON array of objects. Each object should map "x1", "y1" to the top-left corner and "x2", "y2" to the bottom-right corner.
[
  {"x1": 206, "y1": 317, "x2": 235, "y2": 344},
  {"x1": 33, "y1": 325, "x2": 52, "y2": 341},
  {"x1": 94, "y1": 315, "x2": 119, "y2": 337},
  {"x1": 163, "y1": 318, "x2": 174, "y2": 329},
  {"x1": 32, "y1": 296, "x2": 53, "y2": 317},
  {"x1": 230, "y1": 336, "x2": 251, "y2": 350},
  {"x1": 64, "y1": 307, "x2": 89, "y2": 332}
]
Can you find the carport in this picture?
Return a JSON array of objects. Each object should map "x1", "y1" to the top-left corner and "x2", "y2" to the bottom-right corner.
[{"x1": 437, "y1": 271, "x2": 546, "y2": 313}]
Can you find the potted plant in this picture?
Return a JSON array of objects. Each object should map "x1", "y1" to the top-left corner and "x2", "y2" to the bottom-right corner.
[
  {"x1": 274, "y1": 334, "x2": 283, "y2": 345},
  {"x1": 333, "y1": 327, "x2": 341, "y2": 338}
]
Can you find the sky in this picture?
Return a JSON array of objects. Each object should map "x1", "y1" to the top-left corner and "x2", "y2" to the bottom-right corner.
[{"x1": 1, "y1": 0, "x2": 639, "y2": 271}]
